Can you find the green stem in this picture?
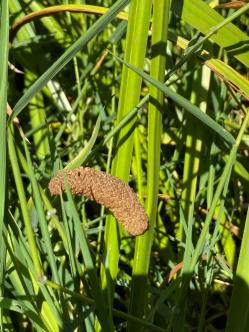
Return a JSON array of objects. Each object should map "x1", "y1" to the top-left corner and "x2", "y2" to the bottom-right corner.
[
  {"x1": 98, "y1": 1, "x2": 153, "y2": 330},
  {"x1": 128, "y1": 1, "x2": 170, "y2": 330},
  {"x1": 0, "y1": 2, "x2": 9, "y2": 327},
  {"x1": 8, "y1": 127, "x2": 43, "y2": 277}
]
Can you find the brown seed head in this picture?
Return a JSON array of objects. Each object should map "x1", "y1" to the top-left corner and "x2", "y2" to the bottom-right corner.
[{"x1": 48, "y1": 167, "x2": 148, "y2": 236}]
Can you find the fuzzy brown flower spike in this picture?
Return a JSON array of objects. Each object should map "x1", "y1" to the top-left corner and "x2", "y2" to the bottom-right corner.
[{"x1": 48, "y1": 167, "x2": 148, "y2": 236}]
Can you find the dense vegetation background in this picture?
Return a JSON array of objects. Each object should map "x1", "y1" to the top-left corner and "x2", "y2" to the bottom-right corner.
[{"x1": 1, "y1": 0, "x2": 249, "y2": 331}]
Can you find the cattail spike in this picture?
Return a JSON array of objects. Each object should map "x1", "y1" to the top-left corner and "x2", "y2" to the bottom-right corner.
[{"x1": 48, "y1": 167, "x2": 148, "y2": 236}]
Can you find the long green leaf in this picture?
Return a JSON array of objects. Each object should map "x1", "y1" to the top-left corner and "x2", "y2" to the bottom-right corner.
[
  {"x1": 23, "y1": 138, "x2": 60, "y2": 284},
  {"x1": 65, "y1": 113, "x2": 102, "y2": 170},
  {"x1": 8, "y1": 126, "x2": 42, "y2": 277},
  {"x1": 113, "y1": 54, "x2": 235, "y2": 145},
  {"x1": 0, "y1": 1, "x2": 9, "y2": 327},
  {"x1": 63, "y1": 177, "x2": 114, "y2": 332},
  {"x1": 226, "y1": 207, "x2": 249, "y2": 332},
  {"x1": 99, "y1": 3, "x2": 152, "y2": 328},
  {"x1": 128, "y1": 1, "x2": 170, "y2": 330}
]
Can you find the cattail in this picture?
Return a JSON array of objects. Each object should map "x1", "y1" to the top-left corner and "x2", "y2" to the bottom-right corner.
[{"x1": 48, "y1": 167, "x2": 148, "y2": 236}]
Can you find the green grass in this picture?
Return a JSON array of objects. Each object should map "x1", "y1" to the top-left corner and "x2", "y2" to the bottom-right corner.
[
  {"x1": 0, "y1": 0, "x2": 9, "y2": 328},
  {"x1": 3, "y1": 0, "x2": 249, "y2": 331}
]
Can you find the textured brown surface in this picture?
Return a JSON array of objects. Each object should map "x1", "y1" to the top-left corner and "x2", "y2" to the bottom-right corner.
[{"x1": 48, "y1": 167, "x2": 148, "y2": 236}]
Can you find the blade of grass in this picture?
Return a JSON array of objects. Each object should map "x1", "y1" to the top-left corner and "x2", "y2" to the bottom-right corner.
[
  {"x1": 27, "y1": 73, "x2": 51, "y2": 160},
  {"x1": 65, "y1": 113, "x2": 102, "y2": 170},
  {"x1": 127, "y1": 1, "x2": 170, "y2": 330},
  {"x1": 178, "y1": 65, "x2": 211, "y2": 249},
  {"x1": 59, "y1": 195, "x2": 77, "y2": 281},
  {"x1": 62, "y1": 175, "x2": 114, "y2": 332},
  {"x1": 0, "y1": 1, "x2": 9, "y2": 328},
  {"x1": 99, "y1": 2, "x2": 152, "y2": 328},
  {"x1": 225, "y1": 206, "x2": 249, "y2": 332},
  {"x1": 172, "y1": 66, "x2": 212, "y2": 331},
  {"x1": 23, "y1": 138, "x2": 60, "y2": 283},
  {"x1": 225, "y1": 100, "x2": 249, "y2": 330},
  {"x1": 112, "y1": 54, "x2": 235, "y2": 145},
  {"x1": 8, "y1": 126, "x2": 42, "y2": 277}
]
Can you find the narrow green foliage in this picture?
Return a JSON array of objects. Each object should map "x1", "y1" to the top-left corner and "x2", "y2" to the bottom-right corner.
[
  {"x1": 63, "y1": 175, "x2": 115, "y2": 332},
  {"x1": 179, "y1": 66, "x2": 211, "y2": 244},
  {"x1": 226, "y1": 207, "x2": 249, "y2": 332},
  {"x1": 128, "y1": 1, "x2": 170, "y2": 330},
  {"x1": 100, "y1": 0, "x2": 153, "y2": 320},
  {"x1": 28, "y1": 73, "x2": 51, "y2": 160},
  {"x1": 0, "y1": 1, "x2": 9, "y2": 327},
  {"x1": 65, "y1": 113, "x2": 102, "y2": 170},
  {"x1": 8, "y1": 126, "x2": 42, "y2": 276},
  {"x1": 113, "y1": 54, "x2": 235, "y2": 145},
  {"x1": 23, "y1": 138, "x2": 60, "y2": 282}
]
